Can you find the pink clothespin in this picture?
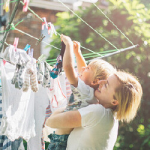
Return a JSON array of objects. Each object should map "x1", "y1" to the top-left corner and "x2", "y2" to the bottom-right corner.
[
  {"x1": 3, "y1": 60, "x2": 6, "y2": 65},
  {"x1": 47, "y1": 22, "x2": 52, "y2": 35},
  {"x1": 13, "y1": 38, "x2": 19, "y2": 52},
  {"x1": 23, "y1": 0, "x2": 29, "y2": 12},
  {"x1": 42, "y1": 17, "x2": 48, "y2": 30}
]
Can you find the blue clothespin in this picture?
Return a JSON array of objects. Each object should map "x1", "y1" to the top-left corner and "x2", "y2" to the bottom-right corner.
[{"x1": 24, "y1": 44, "x2": 31, "y2": 51}]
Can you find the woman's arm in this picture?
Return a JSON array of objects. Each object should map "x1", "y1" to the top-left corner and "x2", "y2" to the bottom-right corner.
[{"x1": 46, "y1": 108, "x2": 81, "y2": 129}]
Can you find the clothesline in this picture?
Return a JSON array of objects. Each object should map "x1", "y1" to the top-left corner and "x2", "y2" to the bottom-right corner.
[
  {"x1": 1, "y1": 0, "x2": 139, "y2": 66},
  {"x1": 92, "y1": 2, "x2": 134, "y2": 46}
]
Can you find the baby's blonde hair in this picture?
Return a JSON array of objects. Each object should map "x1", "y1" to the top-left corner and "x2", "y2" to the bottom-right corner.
[
  {"x1": 89, "y1": 59, "x2": 116, "y2": 80},
  {"x1": 113, "y1": 71, "x2": 143, "y2": 123}
]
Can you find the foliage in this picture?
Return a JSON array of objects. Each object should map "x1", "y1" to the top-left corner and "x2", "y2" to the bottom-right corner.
[{"x1": 47, "y1": 0, "x2": 150, "y2": 149}]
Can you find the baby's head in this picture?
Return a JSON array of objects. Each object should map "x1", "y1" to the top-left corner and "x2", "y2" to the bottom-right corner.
[{"x1": 80, "y1": 59, "x2": 116, "y2": 89}]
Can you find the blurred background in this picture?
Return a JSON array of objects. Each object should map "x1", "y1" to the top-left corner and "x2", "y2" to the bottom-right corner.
[{"x1": 0, "y1": 0, "x2": 150, "y2": 149}]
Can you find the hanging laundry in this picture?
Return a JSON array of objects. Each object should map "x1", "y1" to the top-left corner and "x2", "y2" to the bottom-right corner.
[
  {"x1": 42, "y1": 62, "x2": 51, "y2": 88},
  {"x1": 37, "y1": 61, "x2": 44, "y2": 85},
  {"x1": 0, "y1": 60, "x2": 36, "y2": 141},
  {"x1": 27, "y1": 84, "x2": 49, "y2": 150},
  {"x1": 3, "y1": 0, "x2": 10, "y2": 12},
  {"x1": 47, "y1": 72, "x2": 67, "y2": 112},
  {"x1": 37, "y1": 54, "x2": 46, "y2": 85},
  {"x1": 2, "y1": 45, "x2": 30, "y2": 65},
  {"x1": 50, "y1": 41, "x2": 66, "y2": 79},
  {"x1": 22, "y1": 58, "x2": 38, "y2": 92},
  {"x1": 11, "y1": 64, "x2": 25, "y2": 90}
]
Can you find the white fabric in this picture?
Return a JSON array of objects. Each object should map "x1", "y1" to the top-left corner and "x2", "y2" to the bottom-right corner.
[
  {"x1": 47, "y1": 73, "x2": 67, "y2": 113},
  {"x1": 67, "y1": 104, "x2": 118, "y2": 150},
  {"x1": 27, "y1": 85, "x2": 49, "y2": 150},
  {"x1": 2, "y1": 45, "x2": 30, "y2": 65},
  {"x1": 1, "y1": 61, "x2": 35, "y2": 141},
  {"x1": 69, "y1": 77, "x2": 97, "y2": 107}
]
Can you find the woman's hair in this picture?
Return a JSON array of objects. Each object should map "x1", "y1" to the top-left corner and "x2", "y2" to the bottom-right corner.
[
  {"x1": 113, "y1": 70, "x2": 143, "y2": 123},
  {"x1": 89, "y1": 59, "x2": 116, "y2": 80}
]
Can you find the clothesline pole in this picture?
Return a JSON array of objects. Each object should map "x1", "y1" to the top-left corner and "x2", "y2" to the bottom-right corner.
[{"x1": 0, "y1": 0, "x2": 21, "y2": 53}]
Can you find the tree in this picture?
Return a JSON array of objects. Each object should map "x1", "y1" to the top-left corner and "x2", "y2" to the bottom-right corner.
[{"x1": 47, "y1": 0, "x2": 150, "y2": 149}]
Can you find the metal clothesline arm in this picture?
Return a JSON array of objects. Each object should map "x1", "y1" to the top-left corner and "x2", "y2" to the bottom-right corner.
[{"x1": 0, "y1": 0, "x2": 21, "y2": 53}]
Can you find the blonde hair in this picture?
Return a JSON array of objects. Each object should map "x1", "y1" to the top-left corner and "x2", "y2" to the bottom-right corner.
[
  {"x1": 89, "y1": 59, "x2": 116, "y2": 80},
  {"x1": 113, "y1": 71, "x2": 143, "y2": 123}
]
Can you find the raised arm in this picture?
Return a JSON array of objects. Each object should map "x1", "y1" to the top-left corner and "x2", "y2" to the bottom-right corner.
[
  {"x1": 61, "y1": 35, "x2": 78, "y2": 87},
  {"x1": 73, "y1": 41, "x2": 87, "y2": 74}
]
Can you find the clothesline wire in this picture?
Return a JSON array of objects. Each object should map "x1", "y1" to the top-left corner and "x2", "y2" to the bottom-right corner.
[
  {"x1": 57, "y1": 0, "x2": 118, "y2": 50},
  {"x1": 0, "y1": 0, "x2": 18, "y2": 6},
  {"x1": 14, "y1": 27, "x2": 61, "y2": 50},
  {"x1": 56, "y1": 32, "x2": 102, "y2": 56},
  {"x1": 46, "y1": 49, "x2": 118, "y2": 63},
  {"x1": 1, "y1": 0, "x2": 138, "y2": 64},
  {"x1": 20, "y1": 1, "x2": 137, "y2": 59},
  {"x1": 92, "y1": 3, "x2": 134, "y2": 46},
  {"x1": 19, "y1": 1, "x2": 103, "y2": 57},
  {"x1": 90, "y1": 44, "x2": 139, "y2": 62},
  {"x1": 46, "y1": 45, "x2": 138, "y2": 65}
]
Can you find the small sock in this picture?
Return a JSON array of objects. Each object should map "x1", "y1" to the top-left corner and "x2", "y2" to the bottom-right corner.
[
  {"x1": 42, "y1": 62, "x2": 51, "y2": 88},
  {"x1": 30, "y1": 66, "x2": 38, "y2": 92},
  {"x1": 22, "y1": 68, "x2": 33, "y2": 92}
]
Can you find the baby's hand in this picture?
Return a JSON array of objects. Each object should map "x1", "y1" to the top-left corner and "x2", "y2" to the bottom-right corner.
[
  {"x1": 73, "y1": 41, "x2": 81, "y2": 55},
  {"x1": 60, "y1": 34, "x2": 73, "y2": 46}
]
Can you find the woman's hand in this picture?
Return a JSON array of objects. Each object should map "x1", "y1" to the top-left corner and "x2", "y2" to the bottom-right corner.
[
  {"x1": 73, "y1": 41, "x2": 81, "y2": 56},
  {"x1": 60, "y1": 34, "x2": 73, "y2": 46}
]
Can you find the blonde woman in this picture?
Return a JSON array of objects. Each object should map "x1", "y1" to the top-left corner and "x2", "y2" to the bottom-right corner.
[{"x1": 46, "y1": 35, "x2": 142, "y2": 150}]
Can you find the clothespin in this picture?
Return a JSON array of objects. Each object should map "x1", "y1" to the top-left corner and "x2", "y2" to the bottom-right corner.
[
  {"x1": 51, "y1": 23, "x2": 57, "y2": 36},
  {"x1": 3, "y1": 0, "x2": 10, "y2": 12},
  {"x1": 28, "y1": 48, "x2": 34, "y2": 64},
  {"x1": 13, "y1": 38, "x2": 19, "y2": 52},
  {"x1": 47, "y1": 22, "x2": 52, "y2": 35},
  {"x1": 24, "y1": 44, "x2": 31, "y2": 51},
  {"x1": 23, "y1": 0, "x2": 29, "y2": 12},
  {"x1": 28, "y1": 48, "x2": 33, "y2": 57},
  {"x1": 36, "y1": 34, "x2": 45, "y2": 45},
  {"x1": 42, "y1": 17, "x2": 48, "y2": 30},
  {"x1": 47, "y1": 22, "x2": 57, "y2": 37},
  {"x1": 3, "y1": 60, "x2": 6, "y2": 65}
]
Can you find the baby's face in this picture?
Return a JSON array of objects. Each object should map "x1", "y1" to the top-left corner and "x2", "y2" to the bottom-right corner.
[{"x1": 79, "y1": 65, "x2": 95, "y2": 87}]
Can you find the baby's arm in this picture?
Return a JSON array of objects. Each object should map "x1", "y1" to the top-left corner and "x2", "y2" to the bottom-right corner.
[
  {"x1": 61, "y1": 35, "x2": 78, "y2": 87},
  {"x1": 73, "y1": 41, "x2": 87, "y2": 74}
]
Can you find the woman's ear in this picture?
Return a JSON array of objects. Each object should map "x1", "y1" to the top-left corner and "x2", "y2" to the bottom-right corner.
[
  {"x1": 91, "y1": 78, "x2": 100, "y2": 85},
  {"x1": 112, "y1": 100, "x2": 118, "y2": 106}
]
